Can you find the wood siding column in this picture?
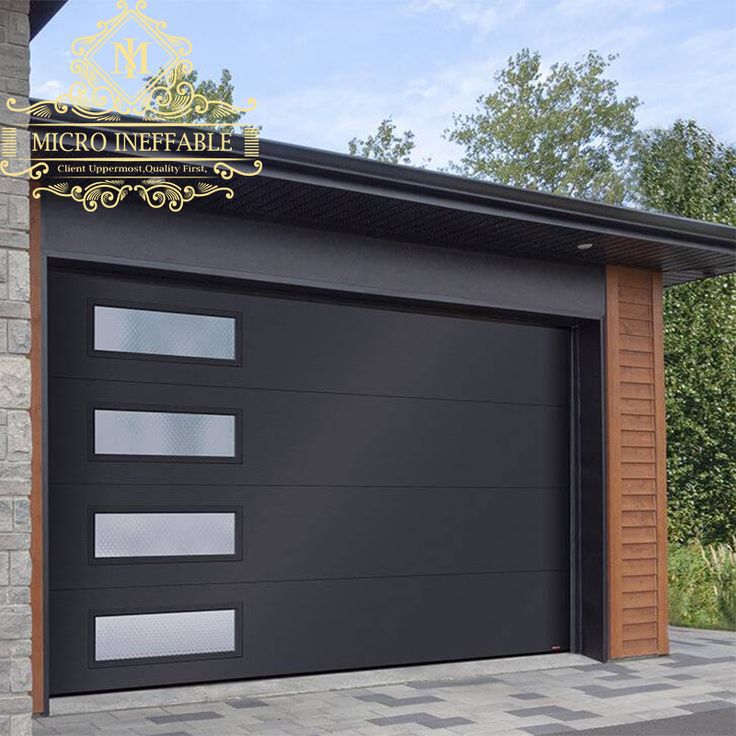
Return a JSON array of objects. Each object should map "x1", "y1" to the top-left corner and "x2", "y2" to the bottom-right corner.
[{"x1": 606, "y1": 266, "x2": 669, "y2": 659}]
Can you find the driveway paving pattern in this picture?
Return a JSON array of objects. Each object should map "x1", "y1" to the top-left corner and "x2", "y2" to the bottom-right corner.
[{"x1": 33, "y1": 627, "x2": 735, "y2": 735}]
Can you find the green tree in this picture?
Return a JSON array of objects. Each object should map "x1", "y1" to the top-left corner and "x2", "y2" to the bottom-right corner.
[
  {"x1": 635, "y1": 120, "x2": 736, "y2": 545},
  {"x1": 348, "y1": 117, "x2": 416, "y2": 164},
  {"x1": 446, "y1": 49, "x2": 640, "y2": 204},
  {"x1": 145, "y1": 66, "x2": 243, "y2": 131}
]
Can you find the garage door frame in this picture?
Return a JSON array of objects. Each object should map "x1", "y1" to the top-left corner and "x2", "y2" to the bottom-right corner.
[{"x1": 34, "y1": 254, "x2": 607, "y2": 711}]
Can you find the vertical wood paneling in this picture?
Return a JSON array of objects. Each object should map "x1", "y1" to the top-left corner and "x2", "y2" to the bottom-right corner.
[{"x1": 606, "y1": 266, "x2": 668, "y2": 659}]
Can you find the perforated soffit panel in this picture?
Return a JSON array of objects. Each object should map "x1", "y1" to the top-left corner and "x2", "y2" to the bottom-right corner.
[{"x1": 31, "y1": 112, "x2": 736, "y2": 286}]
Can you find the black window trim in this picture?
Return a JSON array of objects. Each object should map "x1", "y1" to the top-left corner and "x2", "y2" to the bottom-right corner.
[
  {"x1": 86, "y1": 297, "x2": 243, "y2": 367},
  {"x1": 88, "y1": 603, "x2": 244, "y2": 669},
  {"x1": 88, "y1": 402, "x2": 244, "y2": 464},
  {"x1": 88, "y1": 505, "x2": 243, "y2": 565}
]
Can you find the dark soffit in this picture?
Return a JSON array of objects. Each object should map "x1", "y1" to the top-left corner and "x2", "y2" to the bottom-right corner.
[
  {"x1": 29, "y1": 0, "x2": 68, "y2": 40},
  {"x1": 31, "y1": 113, "x2": 736, "y2": 286}
]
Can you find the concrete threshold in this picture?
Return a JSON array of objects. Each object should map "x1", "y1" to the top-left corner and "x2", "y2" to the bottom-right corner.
[{"x1": 49, "y1": 651, "x2": 592, "y2": 715}]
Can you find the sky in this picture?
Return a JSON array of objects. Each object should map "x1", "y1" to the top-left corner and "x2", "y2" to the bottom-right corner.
[{"x1": 30, "y1": 0, "x2": 736, "y2": 169}]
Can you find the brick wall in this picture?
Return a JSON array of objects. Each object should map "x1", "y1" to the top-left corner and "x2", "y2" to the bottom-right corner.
[{"x1": 0, "y1": 1, "x2": 33, "y2": 734}]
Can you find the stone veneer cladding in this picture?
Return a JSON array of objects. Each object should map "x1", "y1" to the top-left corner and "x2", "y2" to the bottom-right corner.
[{"x1": 0, "y1": 2, "x2": 33, "y2": 734}]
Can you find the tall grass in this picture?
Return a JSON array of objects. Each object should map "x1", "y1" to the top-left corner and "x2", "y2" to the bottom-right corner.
[{"x1": 669, "y1": 539, "x2": 736, "y2": 631}]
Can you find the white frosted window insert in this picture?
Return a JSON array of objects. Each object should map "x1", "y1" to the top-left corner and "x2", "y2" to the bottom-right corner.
[
  {"x1": 94, "y1": 306, "x2": 236, "y2": 360},
  {"x1": 95, "y1": 609, "x2": 236, "y2": 661},
  {"x1": 95, "y1": 513, "x2": 236, "y2": 558},
  {"x1": 94, "y1": 410, "x2": 235, "y2": 457}
]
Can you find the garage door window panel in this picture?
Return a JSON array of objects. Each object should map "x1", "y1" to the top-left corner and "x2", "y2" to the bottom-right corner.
[
  {"x1": 92, "y1": 511, "x2": 240, "y2": 561},
  {"x1": 92, "y1": 408, "x2": 240, "y2": 461},
  {"x1": 93, "y1": 608, "x2": 241, "y2": 665},
  {"x1": 91, "y1": 303, "x2": 239, "y2": 363}
]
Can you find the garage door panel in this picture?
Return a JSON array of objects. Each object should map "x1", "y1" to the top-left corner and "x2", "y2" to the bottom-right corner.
[
  {"x1": 241, "y1": 299, "x2": 569, "y2": 406},
  {"x1": 51, "y1": 485, "x2": 569, "y2": 589},
  {"x1": 49, "y1": 270, "x2": 245, "y2": 378},
  {"x1": 50, "y1": 572, "x2": 569, "y2": 695},
  {"x1": 49, "y1": 268, "x2": 572, "y2": 696},
  {"x1": 50, "y1": 379, "x2": 568, "y2": 487},
  {"x1": 50, "y1": 270, "x2": 569, "y2": 405}
]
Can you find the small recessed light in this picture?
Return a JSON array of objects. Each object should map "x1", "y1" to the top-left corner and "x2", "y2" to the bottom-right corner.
[{"x1": 577, "y1": 242, "x2": 593, "y2": 250}]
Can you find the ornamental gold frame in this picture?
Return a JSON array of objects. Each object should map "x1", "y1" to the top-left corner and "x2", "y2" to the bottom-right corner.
[{"x1": 1, "y1": 0, "x2": 262, "y2": 212}]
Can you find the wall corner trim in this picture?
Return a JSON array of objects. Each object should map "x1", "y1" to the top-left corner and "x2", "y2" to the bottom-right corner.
[{"x1": 30, "y1": 181, "x2": 46, "y2": 713}]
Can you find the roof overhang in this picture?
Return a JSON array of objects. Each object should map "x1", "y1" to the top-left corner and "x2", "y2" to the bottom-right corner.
[
  {"x1": 29, "y1": 0, "x2": 67, "y2": 40},
  {"x1": 30, "y1": 113, "x2": 735, "y2": 285}
]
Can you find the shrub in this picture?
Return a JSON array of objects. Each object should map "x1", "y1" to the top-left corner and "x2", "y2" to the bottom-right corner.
[
  {"x1": 669, "y1": 540, "x2": 736, "y2": 631},
  {"x1": 702, "y1": 538, "x2": 736, "y2": 629}
]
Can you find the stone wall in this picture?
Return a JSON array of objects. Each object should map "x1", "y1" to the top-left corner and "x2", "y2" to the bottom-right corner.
[{"x1": 0, "y1": 1, "x2": 33, "y2": 734}]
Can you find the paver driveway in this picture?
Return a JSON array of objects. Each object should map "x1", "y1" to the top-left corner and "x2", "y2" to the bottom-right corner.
[{"x1": 33, "y1": 627, "x2": 735, "y2": 735}]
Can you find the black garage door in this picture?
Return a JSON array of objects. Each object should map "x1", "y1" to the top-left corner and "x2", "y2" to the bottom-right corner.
[{"x1": 48, "y1": 267, "x2": 571, "y2": 695}]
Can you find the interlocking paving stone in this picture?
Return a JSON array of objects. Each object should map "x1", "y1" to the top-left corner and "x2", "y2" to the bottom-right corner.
[
  {"x1": 660, "y1": 653, "x2": 734, "y2": 667},
  {"x1": 508, "y1": 705, "x2": 600, "y2": 721},
  {"x1": 573, "y1": 663, "x2": 635, "y2": 675},
  {"x1": 510, "y1": 692, "x2": 546, "y2": 700},
  {"x1": 148, "y1": 711, "x2": 224, "y2": 724},
  {"x1": 521, "y1": 725, "x2": 578, "y2": 735},
  {"x1": 109, "y1": 707, "x2": 171, "y2": 721},
  {"x1": 33, "y1": 627, "x2": 736, "y2": 736},
  {"x1": 668, "y1": 637, "x2": 704, "y2": 648},
  {"x1": 703, "y1": 636, "x2": 736, "y2": 645},
  {"x1": 679, "y1": 699, "x2": 735, "y2": 713},
  {"x1": 31, "y1": 725, "x2": 59, "y2": 735},
  {"x1": 355, "y1": 692, "x2": 444, "y2": 707},
  {"x1": 597, "y1": 674, "x2": 641, "y2": 682},
  {"x1": 576, "y1": 683, "x2": 677, "y2": 698},
  {"x1": 407, "y1": 675, "x2": 500, "y2": 689},
  {"x1": 226, "y1": 697, "x2": 269, "y2": 709},
  {"x1": 368, "y1": 712, "x2": 474, "y2": 729}
]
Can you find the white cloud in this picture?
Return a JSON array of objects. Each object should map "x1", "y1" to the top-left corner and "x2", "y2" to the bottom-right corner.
[
  {"x1": 409, "y1": 0, "x2": 528, "y2": 36},
  {"x1": 554, "y1": 0, "x2": 665, "y2": 18},
  {"x1": 257, "y1": 50, "x2": 504, "y2": 168},
  {"x1": 632, "y1": 25, "x2": 736, "y2": 140},
  {"x1": 35, "y1": 79, "x2": 65, "y2": 98}
]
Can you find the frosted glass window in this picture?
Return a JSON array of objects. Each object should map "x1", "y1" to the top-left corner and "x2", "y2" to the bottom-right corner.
[
  {"x1": 94, "y1": 306, "x2": 236, "y2": 360},
  {"x1": 95, "y1": 609, "x2": 236, "y2": 661},
  {"x1": 94, "y1": 410, "x2": 236, "y2": 457},
  {"x1": 94, "y1": 513, "x2": 236, "y2": 558}
]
